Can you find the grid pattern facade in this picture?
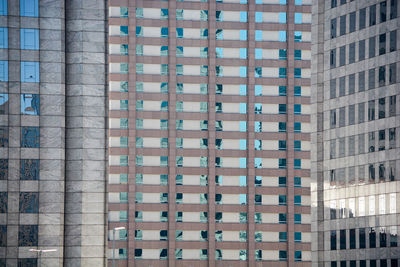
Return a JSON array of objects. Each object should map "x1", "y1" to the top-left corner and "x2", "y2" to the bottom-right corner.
[
  {"x1": 311, "y1": 0, "x2": 400, "y2": 266},
  {"x1": 0, "y1": 0, "x2": 108, "y2": 266},
  {"x1": 108, "y1": 0, "x2": 312, "y2": 266}
]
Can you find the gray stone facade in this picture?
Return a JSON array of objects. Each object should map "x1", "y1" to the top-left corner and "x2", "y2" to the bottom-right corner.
[
  {"x1": 311, "y1": 0, "x2": 400, "y2": 266},
  {"x1": 0, "y1": 0, "x2": 107, "y2": 266}
]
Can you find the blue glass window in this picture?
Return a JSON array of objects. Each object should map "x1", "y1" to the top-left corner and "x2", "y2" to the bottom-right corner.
[
  {"x1": 294, "y1": 68, "x2": 301, "y2": 78},
  {"x1": 240, "y1": 11, "x2": 247, "y2": 22},
  {"x1": 21, "y1": 127, "x2": 39, "y2": 148},
  {"x1": 239, "y1": 48, "x2": 247, "y2": 59},
  {"x1": 20, "y1": 0, "x2": 38, "y2": 17},
  {"x1": 279, "y1": 49, "x2": 287, "y2": 59},
  {"x1": 216, "y1": 47, "x2": 223, "y2": 58},
  {"x1": 279, "y1": 177, "x2": 287, "y2": 187},
  {"x1": 294, "y1": 86, "x2": 302, "y2": 96},
  {"x1": 279, "y1": 232, "x2": 287, "y2": 242},
  {"x1": 120, "y1": 26, "x2": 128, "y2": 36},
  {"x1": 20, "y1": 29, "x2": 39, "y2": 50},
  {"x1": 279, "y1": 31, "x2": 287, "y2": 42},
  {"x1": 240, "y1": 0, "x2": 247, "y2": 3},
  {"x1": 255, "y1": 48, "x2": 262, "y2": 59},
  {"x1": 255, "y1": 67, "x2": 262, "y2": 78},
  {"x1": 136, "y1": 26, "x2": 142, "y2": 37},
  {"x1": 240, "y1": 30, "x2": 247, "y2": 41},
  {"x1": 294, "y1": 50, "x2": 302, "y2": 60},
  {"x1": 239, "y1": 85, "x2": 247, "y2": 96},
  {"x1": 239, "y1": 139, "x2": 247, "y2": 149},
  {"x1": 294, "y1": 140, "x2": 301, "y2": 151},
  {"x1": 279, "y1": 122, "x2": 286, "y2": 132},
  {"x1": 294, "y1": 196, "x2": 301, "y2": 206},
  {"x1": 294, "y1": 214, "x2": 301, "y2": 224},
  {"x1": 21, "y1": 159, "x2": 39, "y2": 180},
  {"x1": 216, "y1": 29, "x2": 223, "y2": 40},
  {"x1": 256, "y1": 0, "x2": 263, "y2": 3},
  {"x1": 0, "y1": 159, "x2": 7, "y2": 179},
  {"x1": 255, "y1": 30, "x2": 262, "y2": 41},
  {"x1": 295, "y1": 251, "x2": 302, "y2": 261},
  {"x1": 280, "y1": 0, "x2": 287, "y2": 4},
  {"x1": 294, "y1": 104, "x2": 301, "y2": 114},
  {"x1": 255, "y1": 12, "x2": 263, "y2": 23},
  {"x1": 19, "y1": 192, "x2": 38, "y2": 213},
  {"x1": 161, "y1": 27, "x2": 168, "y2": 37},
  {"x1": 239, "y1": 103, "x2": 247, "y2": 114},
  {"x1": 0, "y1": 61, "x2": 8, "y2": 81},
  {"x1": 294, "y1": 31, "x2": 302, "y2": 42},
  {"x1": 0, "y1": 0, "x2": 6, "y2": 15},
  {"x1": 239, "y1": 121, "x2": 247, "y2": 132},
  {"x1": 18, "y1": 225, "x2": 38, "y2": 246},
  {"x1": 239, "y1": 176, "x2": 247, "y2": 186},
  {"x1": 201, "y1": 29, "x2": 208, "y2": 39},
  {"x1": 0, "y1": 28, "x2": 7, "y2": 48},
  {"x1": 294, "y1": 159, "x2": 301, "y2": 169},
  {"x1": 294, "y1": 122, "x2": 301, "y2": 132},
  {"x1": 0, "y1": 93, "x2": 8, "y2": 114},
  {"x1": 295, "y1": 0, "x2": 302, "y2": 4},
  {"x1": 0, "y1": 192, "x2": 6, "y2": 212},
  {"x1": 279, "y1": 68, "x2": 287, "y2": 78},
  {"x1": 21, "y1": 62, "x2": 39, "y2": 82},
  {"x1": 279, "y1": 13, "x2": 287, "y2": 23},
  {"x1": 21, "y1": 94, "x2": 40, "y2": 115},
  {"x1": 279, "y1": 86, "x2": 287, "y2": 96},
  {"x1": 255, "y1": 85, "x2": 262, "y2": 96},
  {"x1": 216, "y1": 11, "x2": 223, "y2": 21},
  {"x1": 240, "y1": 66, "x2": 247, "y2": 77},
  {"x1": 295, "y1": 13, "x2": 302, "y2": 24},
  {"x1": 294, "y1": 176, "x2": 301, "y2": 187},
  {"x1": 0, "y1": 126, "x2": 7, "y2": 147},
  {"x1": 279, "y1": 158, "x2": 287, "y2": 169},
  {"x1": 0, "y1": 225, "x2": 5, "y2": 247},
  {"x1": 239, "y1": 158, "x2": 247, "y2": 168},
  {"x1": 176, "y1": 28, "x2": 183, "y2": 38},
  {"x1": 279, "y1": 213, "x2": 287, "y2": 224}
]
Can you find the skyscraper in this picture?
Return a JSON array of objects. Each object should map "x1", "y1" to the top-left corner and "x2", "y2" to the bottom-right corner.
[
  {"x1": 311, "y1": 0, "x2": 399, "y2": 266},
  {"x1": 108, "y1": 0, "x2": 312, "y2": 265},
  {"x1": 0, "y1": 0, "x2": 108, "y2": 266}
]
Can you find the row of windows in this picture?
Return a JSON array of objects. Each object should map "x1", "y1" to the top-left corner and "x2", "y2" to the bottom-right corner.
[
  {"x1": 133, "y1": 100, "x2": 309, "y2": 115},
  {"x1": 0, "y1": 61, "x2": 40, "y2": 82},
  {"x1": 125, "y1": 174, "x2": 305, "y2": 188},
  {"x1": 329, "y1": 128, "x2": 397, "y2": 160},
  {"x1": 329, "y1": 161, "x2": 397, "y2": 185},
  {"x1": 328, "y1": 193, "x2": 397, "y2": 219},
  {"x1": 331, "y1": 259, "x2": 399, "y2": 267},
  {"x1": 112, "y1": 210, "x2": 306, "y2": 224},
  {"x1": 135, "y1": 8, "x2": 310, "y2": 24},
  {"x1": 0, "y1": 0, "x2": 39, "y2": 17},
  {"x1": 330, "y1": 96, "x2": 397, "y2": 128},
  {"x1": 121, "y1": 119, "x2": 308, "y2": 133},
  {"x1": 0, "y1": 126, "x2": 39, "y2": 148},
  {"x1": 330, "y1": 1, "x2": 397, "y2": 38},
  {"x1": 330, "y1": 31, "x2": 397, "y2": 68},
  {"x1": 123, "y1": 26, "x2": 309, "y2": 42},
  {"x1": 329, "y1": 66, "x2": 397, "y2": 99},
  {"x1": 0, "y1": 94, "x2": 40, "y2": 115},
  {"x1": 0, "y1": 225, "x2": 38, "y2": 247},
  {"x1": 130, "y1": 192, "x2": 307, "y2": 206},
  {"x1": 130, "y1": 248, "x2": 305, "y2": 261},
  {"x1": 330, "y1": 227, "x2": 397, "y2": 251},
  {"x1": 133, "y1": 44, "x2": 310, "y2": 61},
  {"x1": 0, "y1": 159, "x2": 39, "y2": 180},
  {"x1": 0, "y1": 28, "x2": 39, "y2": 49},
  {"x1": 0, "y1": 192, "x2": 39, "y2": 213},
  {"x1": 130, "y1": 63, "x2": 310, "y2": 78}
]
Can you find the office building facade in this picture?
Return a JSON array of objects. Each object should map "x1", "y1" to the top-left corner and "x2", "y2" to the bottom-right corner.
[
  {"x1": 311, "y1": 0, "x2": 399, "y2": 266},
  {"x1": 0, "y1": 0, "x2": 108, "y2": 266},
  {"x1": 108, "y1": 0, "x2": 312, "y2": 265}
]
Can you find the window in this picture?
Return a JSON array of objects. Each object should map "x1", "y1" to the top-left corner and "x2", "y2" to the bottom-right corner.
[
  {"x1": 331, "y1": 231, "x2": 337, "y2": 250},
  {"x1": 294, "y1": 251, "x2": 302, "y2": 261},
  {"x1": 279, "y1": 12, "x2": 287, "y2": 23},
  {"x1": 340, "y1": 229, "x2": 346, "y2": 249},
  {"x1": 279, "y1": 68, "x2": 287, "y2": 78},
  {"x1": 19, "y1": 192, "x2": 39, "y2": 213},
  {"x1": 279, "y1": 195, "x2": 287, "y2": 206},
  {"x1": 279, "y1": 158, "x2": 287, "y2": 169},
  {"x1": 389, "y1": 63, "x2": 396, "y2": 84},
  {"x1": 330, "y1": 110, "x2": 336, "y2": 128},
  {"x1": 359, "y1": 40, "x2": 365, "y2": 61},
  {"x1": 349, "y1": 43, "x2": 355, "y2": 64},
  {"x1": 279, "y1": 213, "x2": 287, "y2": 224},
  {"x1": 370, "y1": 228, "x2": 376, "y2": 248},
  {"x1": 18, "y1": 225, "x2": 38, "y2": 246},
  {"x1": 390, "y1": 30, "x2": 397, "y2": 52},
  {"x1": 349, "y1": 12, "x2": 356, "y2": 32},
  {"x1": 339, "y1": 46, "x2": 346, "y2": 66},
  {"x1": 279, "y1": 86, "x2": 286, "y2": 96},
  {"x1": 21, "y1": 127, "x2": 39, "y2": 148},
  {"x1": 21, "y1": 159, "x2": 39, "y2": 180},
  {"x1": 279, "y1": 232, "x2": 287, "y2": 242},
  {"x1": 379, "y1": 33, "x2": 386, "y2": 55},
  {"x1": 339, "y1": 76, "x2": 345, "y2": 96},
  {"x1": 0, "y1": 28, "x2": 7, "y2": 48},
  {"x1": 331, "y1": 18, "x2": 337, "y2": 38},
  {"x1": 20, "y1": 94, "x2": 39, "y2": 115},
  {"x1": 0, "y1": 0, "x2": 6, "y2": 15},
  {"x1": 380, "y1": 1, "x2": 387, "y2": 22},
  {"x1": 279, "y1": 104, "x2": 286, "y2": 114},
  {"x1": 20, "y1": 0, "x2": 38, "y2": 17},
  {"x1": 21, "y1": 62, "x2": 39, "y2": 82},
  {"x1": 279, "y1": 251, "x2": 287, "y2": 261},
  {"x1": 294, "y1": 50, "x2": 301, "y2": 60},
  {"x1": 294, "y1": 214, "x2": 301, "y2": 224},
  {"x1": 390, "y1": 0, "x2": 398, "y2": 19},
  {"x1": 369, "y1": 68, "x2": 375, "y2": 89},
  {"x1": 294, "y1": 196, "x2": 301, "y2": 206},
  {"x1": 348, "y1": 74, "x2": 355, "y2": 94},
  {"x1": 294, "y1": 122, "x2": 301, "y2": 132},
  {"x1": 161, "y1": 27, "x2": 168, "y2": 38},
  {"x1": 294, "y1": 68, "x2": 301, "y2": 78},
  {"x1": 294, "y1": 177, "x2": 301, "y2": 187},
  {"x1": 0, "y1": 61, "x2": 8, "y2": 81},
  {"x1": 279, "y1": 49, "x2": 287, "y2": 60},
  {"x1": 294, "y1": 13, "x2": 302, "y2": 24},
  {"x1": 240, "y1": 30, "x2": 247, "y2": 41},
  {"x1": 294, "y1": 104, "x2": 301, "y2": 114},
  {"x1": 294, "y1": 31, "x2": 301, "y2": 42},
  {"x1": 359, "y1": 8, "x2": 366, "y2": 29},
  {"x1": 20, "y1": 29, "x2": 39, "y2": 50},
  {"x1": 339, "y1": 15, "x2": 346, "y2": 36},
  {"x1": 370, "y1": 5, "x2": 377, "y2": 26},
  {"x1": 294, "y1": 86, "x2": 301, "y2": 96},
  {"x1": 280, "y1": 31, "x2": 287, "y2": 42}
]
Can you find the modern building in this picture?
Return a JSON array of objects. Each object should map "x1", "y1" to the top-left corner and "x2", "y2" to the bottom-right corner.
[
  {"x1": 108, "y1": 0, "x2": 312, "y2": 265},
  {"x1": 0, "y1": 0, "x2": 108, "y2": 266},
  {"x1": 311, "y1": 0, "x2": 399, "y2": 266}
]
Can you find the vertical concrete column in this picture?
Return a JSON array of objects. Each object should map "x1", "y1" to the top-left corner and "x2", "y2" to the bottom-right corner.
[{"x1": 64, "y1": 0, "x2": 107, "y2": 266}]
